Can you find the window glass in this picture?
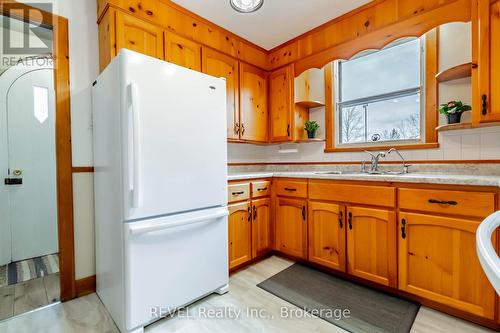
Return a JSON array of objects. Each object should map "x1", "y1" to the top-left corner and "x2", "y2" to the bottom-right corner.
[{"x1": 337, "y1": 38, "x2": 423, "y2": 145}]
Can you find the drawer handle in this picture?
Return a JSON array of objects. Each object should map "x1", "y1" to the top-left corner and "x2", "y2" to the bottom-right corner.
[
  {"x1": 401, "y1": 218, "x2": 407, "y2": 239},
  {"x1": 482, "y1": 94, "x2": 488, "y2": 116},
  {"x1": 232, "y1": 191, "x2": 244, "y2": 195},
  {"x1": 428, "y1": 199, "x2": 458, "y2": 206},
  {"x1": 338, "y1": 211, "x2": 343, "y2": 229},
  {"x1": 257, "y1": 187, "x2": 268, "y2": 192},
  {"x1": 284, "y1": 188, "x2": 297, "y2": 192}
]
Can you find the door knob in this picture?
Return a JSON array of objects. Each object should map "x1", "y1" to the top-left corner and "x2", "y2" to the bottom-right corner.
[{"x1": 12, "y1": 169, "x2": 22, "y2": 176}]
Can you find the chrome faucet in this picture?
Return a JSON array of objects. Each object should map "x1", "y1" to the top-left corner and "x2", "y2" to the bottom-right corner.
[
  {"x1": 387, "y1": 148, "x2": 410, "y2": 174},
  {"x1": 364, "y1": 151, "x2": 386, "y2": 174}
]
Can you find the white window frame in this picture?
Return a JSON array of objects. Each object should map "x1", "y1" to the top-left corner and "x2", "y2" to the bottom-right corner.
[{"x1": 334, "y1": 37, "x2": 426, "y2": 148}]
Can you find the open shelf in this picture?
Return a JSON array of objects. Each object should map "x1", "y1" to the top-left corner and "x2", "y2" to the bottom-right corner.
[
  {"x1": 294, "y1": 138, "x2": 326, "y2": 143},
  {"x1": 295, "y1": 101, "x2": 325, "y2": 108},
  {"x1": 435, "y1": 122, "x2": 472, "y2": 132},
  {"x1": 435, "y1": 63, "x2": 472, "y2": 83},
  {"x1": 436, "y1": 121, "x2": 500, "y2": 132}
]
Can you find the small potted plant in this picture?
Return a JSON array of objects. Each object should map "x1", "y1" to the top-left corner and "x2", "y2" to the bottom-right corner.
[
  {"x1": 439, "y1": 100, "x2": 472, "y2": 124},
  {"x1": 304, "y1": 120, "x2": 320, "y2": 139}
]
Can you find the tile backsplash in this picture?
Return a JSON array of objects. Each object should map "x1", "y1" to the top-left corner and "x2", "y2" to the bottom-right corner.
[{"x1": 228, "y1": 126, "x2": 500, "y2": 164}]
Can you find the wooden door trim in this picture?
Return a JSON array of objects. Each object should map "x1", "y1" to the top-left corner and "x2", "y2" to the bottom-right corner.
[{"x1": 0, "y1": 1, "x2": 76, "y2": 301}]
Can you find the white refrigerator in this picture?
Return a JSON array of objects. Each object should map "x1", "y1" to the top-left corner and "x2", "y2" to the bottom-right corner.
[{"x1": 92, "y1": 49, "x2": 229, "y2": 333}]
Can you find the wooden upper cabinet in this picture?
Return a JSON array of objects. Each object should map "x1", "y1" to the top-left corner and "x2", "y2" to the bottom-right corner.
[
  {"x1": 252, "y1": 198, "x2": 271, "y2": 258},
  {"x1": 346, "y1": 206, "x2": 397, "y2": 287},
  {"x1": 275, "y1": 197, "x2": 307, "y2": 259},
  {"x1": 473, "y1": 0, "x2": 500, "y2": 123},
  {"x1": 398, "y1": 212, "x2": 496, "y2": 319},
  {"x1": 269, "y1": 65, "x2": 294, "y2": 142},
  {"x1": 164, "y1": 32, "x2": 201, "y2": 71},
  {"x1": 308, "y1": 201, "x2": 346, "y2": 272},
  {"x1": 239, "y1": 62, "x2": 268, "y2": 142},
  {"x1": 202, "y1": 47, "x2": 240, "y2": 140},
  {"x1": 115, "y1": 11, "x2": 164, "y2": 60},
  {"x1": 228, "y1": 202, "x2": 252, "y2": 270},
  {"x1": 123, "y1": 0, "x2": 160, "y2": 21}
]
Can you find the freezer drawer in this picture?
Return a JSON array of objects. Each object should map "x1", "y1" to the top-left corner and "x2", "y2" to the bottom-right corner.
[{"x1": 123, "y1": 207, "x2": 229, "y2": 330}]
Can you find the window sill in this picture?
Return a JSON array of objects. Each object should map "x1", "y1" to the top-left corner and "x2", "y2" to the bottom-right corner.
[{"x1": 324, "y1": 142, "x2": 439, "y2": 153}]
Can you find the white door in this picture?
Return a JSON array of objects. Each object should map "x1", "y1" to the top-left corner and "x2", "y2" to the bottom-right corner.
[
  {"x1": 120, "y1": 50, "x2": 228, "y2": 221},
  {"x1": 5, "y1": 68, "x2": 58, "y2": 261}
]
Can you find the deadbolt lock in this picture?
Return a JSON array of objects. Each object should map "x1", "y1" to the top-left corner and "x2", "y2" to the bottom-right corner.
[{"x1": 12, "y1": 170, "x2": 22, "y2": 176}]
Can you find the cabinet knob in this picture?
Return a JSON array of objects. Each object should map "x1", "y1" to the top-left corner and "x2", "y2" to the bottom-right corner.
[
  {"x1": 338, "y1": 211, "x2": 343, "y2": 229},
  {"x1": 348, "y1": 212, "x2": 353, "y2": 230},
  {"x1": 302, "y1": 206, "x2": 306, "y2": 221}
]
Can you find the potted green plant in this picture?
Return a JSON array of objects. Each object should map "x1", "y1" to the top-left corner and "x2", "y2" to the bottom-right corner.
[
  {"x1": 439, "y1": 100, "x2": 472, "y2": 124},
  {"x1": 304, "y1": 120, "x2": 320, "y2": 139}
]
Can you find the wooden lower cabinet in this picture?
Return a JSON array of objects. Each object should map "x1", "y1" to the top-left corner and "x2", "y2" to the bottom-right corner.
[
  {"x1": 276, "y1": 197, "x2": 307, "y2": 259},
  {"x1": 398, "y1": 212, "x2": 496, "y2": 319},
  {"x1": 228, "y1": 201, "x2": 252, "y2": 270},
  {"x1": 346, "y1": 206, "x2": 397, "y2": 287},
  {"x1": 308, "y1": 201, "x2": 346, "y2": 271},
  {"x1": 252, "y1": 198, "x2": 271, "y2": 258}
]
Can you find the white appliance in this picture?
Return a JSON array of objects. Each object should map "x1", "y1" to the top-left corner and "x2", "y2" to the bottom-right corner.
[
  {"x1": 477, "y1": 211, "x2": 500, "y2": 295},
  {"x1": 92, "y1": 49, "x2": 229, "y2": 333}
]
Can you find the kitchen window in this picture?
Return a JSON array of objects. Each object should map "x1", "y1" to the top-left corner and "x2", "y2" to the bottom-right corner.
[{"x1": 335, "y1": 38, "x2": 424, "y2": 146}]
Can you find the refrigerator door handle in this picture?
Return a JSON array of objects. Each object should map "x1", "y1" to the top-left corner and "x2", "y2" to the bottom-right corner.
[
  {"x1": 128, "y1": 83, "x2": 141, "y2": 208},
  {"x1": 128, "y1": 209, "x2": 229, "y2": 236}
]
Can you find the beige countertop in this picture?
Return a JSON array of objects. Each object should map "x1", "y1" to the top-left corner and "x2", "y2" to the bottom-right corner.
[{"x1": 227, "y1": 171, "x2": 500, "y2": 188}]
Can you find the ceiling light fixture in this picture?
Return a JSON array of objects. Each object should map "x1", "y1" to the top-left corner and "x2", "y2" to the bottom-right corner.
[{"x1": 230, "y1": 0, "x2": 263, "y2": 13}]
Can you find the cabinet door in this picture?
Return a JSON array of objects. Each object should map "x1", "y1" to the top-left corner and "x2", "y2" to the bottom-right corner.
[
  {"x1": 239, "y1": 63, "x2": 268, "y2": 142},
  {"x1": 398, "y1": 212, "x2": 496, "y2": 319},
  {"x1": 276, "y1": 197, "x2": 307, "y2": 259},
  {"x1": 228, "y1": 202, "x2": 252, "y2": 269},
  {"x1": 269, "y1": 65, "x2": 293, "y2": 142},
  {"x1": 202, "y1": 48, "x2": 239, "y2": 140},
  {"x1": 346, "y1": 206, "x2": 397, "y2": 287},
  {"x1": 164, "y1": 32, "x2": 201, "y2": 71},
  {"x1": 308, "y1": 201, "x2": 346, "y2": 271},
  {"x1": 252, "y1": 198, "x2": 271, "y2": 258},
  {"x1": 115, "y1": 11, "x2": 164, "y2": 60},
  {"x1": 473, "y1": 0, "x2": 500, "y2": 123}
]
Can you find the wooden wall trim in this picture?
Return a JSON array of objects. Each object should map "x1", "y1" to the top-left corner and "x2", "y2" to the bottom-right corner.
[
  {"x1": 72, "y1": 166, "x2": 95, "y2": 173},
  {"x1": 75, "y1": 275, "x2": 96, "y2": 297},
  {"x1": 270, "y1": 0, "x2": 471, "y2": 75},
  {"x1": 228, "y1": 160, "x2": 500, "y2": 166},
  {"x1": 53, "y1": 14, "x2": 76, "y2": 302}
]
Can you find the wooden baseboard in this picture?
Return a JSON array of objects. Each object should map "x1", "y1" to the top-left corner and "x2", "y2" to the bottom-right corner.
[{"x1": 75, "y1": 275, "x2": 96, "y2": 297}]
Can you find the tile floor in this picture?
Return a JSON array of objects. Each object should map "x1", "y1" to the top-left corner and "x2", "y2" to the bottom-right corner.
[{"x1": 0, "y1": 256, "x2": 495, "y2": 333}]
